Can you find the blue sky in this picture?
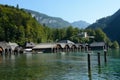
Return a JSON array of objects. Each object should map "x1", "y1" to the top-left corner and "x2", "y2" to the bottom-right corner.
[{"x1": 0, "y1": 0, "x2": 120, "y2": 23}]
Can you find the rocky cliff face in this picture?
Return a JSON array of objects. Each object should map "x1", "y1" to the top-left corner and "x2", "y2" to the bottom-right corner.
[{"x1": 24, "y1": 9, "x2": 71, "y2": 28}]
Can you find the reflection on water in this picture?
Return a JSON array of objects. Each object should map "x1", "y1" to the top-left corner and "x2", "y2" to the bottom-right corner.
[{"x1": 0, "y1": 50, "x2": 120, "y2": 80}]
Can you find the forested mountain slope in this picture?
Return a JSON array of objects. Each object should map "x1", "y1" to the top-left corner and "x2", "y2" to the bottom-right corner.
[
  {"x1": 87, "y1": 9, "x2": 120, "y2": 43},
  {"x1": 0, "y1": 4, "x2": 46, "y2": 44}
]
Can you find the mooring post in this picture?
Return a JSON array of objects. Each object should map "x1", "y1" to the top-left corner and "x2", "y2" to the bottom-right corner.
[
  {"x1": 88, "y1": 53, "x2": 91, "y2": 72},
  {"x1": 104, "y1": 50, "x2": 107, "y2": 63},
  {"x1": 97, "y1": 52, "x2": 101, "y2": 66}
]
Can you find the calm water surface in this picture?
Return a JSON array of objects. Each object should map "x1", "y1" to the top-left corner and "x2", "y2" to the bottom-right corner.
[{"x1": 0, "y1": 49, "x2": 120, "y2": 80}]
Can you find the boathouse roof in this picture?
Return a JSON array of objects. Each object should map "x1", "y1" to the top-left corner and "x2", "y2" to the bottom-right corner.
[
  {"x1": 58, "y1": 40, "x2": 75, "y2": 44},
  {"x1": 25, "y1": 42, "x2": 35, "y2": 48},
  {"x1": 57, "y1": 43, "x2": 73, "y2": 48},
  {"x1": 9, "y1": 42, "x2": 18, "y2": 50},
  {"x1": 90, "y1": 42, "x2": 105, "y2": 47},
  {"x1": 0, "y1": 41, "x2": 11, "y2": 50},
  {"x1": 33, "y1": 43, "x2": 56, "y2": 49}
]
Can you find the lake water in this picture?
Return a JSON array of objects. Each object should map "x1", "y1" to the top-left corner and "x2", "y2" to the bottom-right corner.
[{"x1": 0, "y1": 49, "x2": 120, "y2": 80}]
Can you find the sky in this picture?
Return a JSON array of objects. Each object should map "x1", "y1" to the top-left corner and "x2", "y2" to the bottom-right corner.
[{"x1": 0, "y1": 0, "x2": 120, "y2": 24}]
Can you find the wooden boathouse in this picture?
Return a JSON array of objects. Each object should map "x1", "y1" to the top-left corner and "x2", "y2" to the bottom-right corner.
[
  {"x1": 0, "y1": 41, "x2": 12, "y2": 54},
  {"x1": 32, "y1": 40, "x2": 89, "y2": 53},
  {"x1": 89, "y1": 42, "x2": 106, "y2": 50},
  {"x1": 0, "y1": 41, "x2": 22, "y2": 55},
  {"x1": 32, "y1": 43, "x2": 56, "y2": 53}
]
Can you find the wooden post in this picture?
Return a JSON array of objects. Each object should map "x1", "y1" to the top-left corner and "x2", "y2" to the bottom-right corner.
[
  {"x1": 54, "y1": 48, "x2": 56, "y2": 53},
  {"x1": 9, "y1": 49, "x2": 11, "y2": 55},
  {"x1": 104, "y1": 50, "x2": 107, "y2": 63},
  {"x1": 79, "y1": 46, "x2": 81, "y2": 51},
  {"x1": 98, "y1": 52, "x2": 101, "y2": 66},
  {"x1": 77, "y1": 47, "x2": 78, "y2": 52},
  {"x1": 65, "y1": 48, "x2": 67, "y2": 52},
  {"x1": 86, "y1": 46, "x2": 88, "y2": 52},
  {"x1": 57, "y1": 46, "x2": 59, "y2": 53},
  {"x1": 51, "y1": 48, "x2": 53, "y2": 53},
  {"x1": 73, "y1": 47, "x2": 74, "y2": 52},
  {"x1": 88, "y1": 53, "x2": 91, "y2": 72},
  {"x1": 5, "y1": 48, "x2": 8, "y2": 55}
]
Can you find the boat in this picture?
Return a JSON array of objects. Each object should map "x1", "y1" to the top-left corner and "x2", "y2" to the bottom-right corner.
[{"x1": 23, "y1": 48, "x2": 32, "y2": 53}]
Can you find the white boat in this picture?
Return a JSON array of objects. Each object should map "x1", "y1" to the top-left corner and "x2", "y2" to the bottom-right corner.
[{"x1": 24, "y1": 48, "x2": 32, "y2": 53}]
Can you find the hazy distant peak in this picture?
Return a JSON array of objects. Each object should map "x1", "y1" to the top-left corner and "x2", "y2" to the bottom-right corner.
[{"x1": 71, "y1": 20, "x2": 90, "y2": 29}]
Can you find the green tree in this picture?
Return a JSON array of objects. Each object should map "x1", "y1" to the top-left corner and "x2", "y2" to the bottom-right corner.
[
  {"x1": 94, "y1": 28, "x2": 109, "y2": 42},
  {"x1": 112, "y1": 41, "x2": 119, "y2": 49},
  {"x1": 16, "y1": 4, "x2": 19, "y2": 9},
  {"x1": 66, "y1": 26, "x2": 74, "y2": 39}
]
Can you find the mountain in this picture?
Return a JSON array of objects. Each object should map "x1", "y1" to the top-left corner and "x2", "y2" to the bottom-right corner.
[
  {"x1": 87, "y1": 17, "x2": 110, "y2": 29},
  {"x1": 24, "y1": 9, "x2": 71, "y2": 28},
  {"x1": 87, "y1": 9, "x2": 120, "y2": 43},
  {"x1": 71, "y1": 20, "x2": 90, "y2": 29},
  {"x1": 24, "y1": 9, "x2": 90, "y2": 29},
  {"x1": 104, "y1": 9, "x2": 120, "y2": 43}
]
